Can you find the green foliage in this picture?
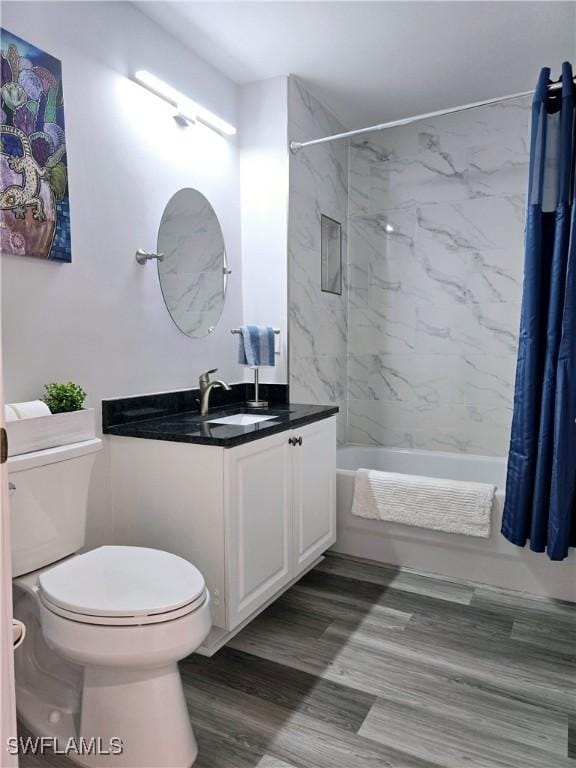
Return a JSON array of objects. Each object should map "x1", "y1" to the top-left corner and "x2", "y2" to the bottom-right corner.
[
  {"x1": 43, "y1": 381, "x2": 87, "y2": 414},
  {"x1": 48, "y1": 162, "x2": 68, "y2": 201}
]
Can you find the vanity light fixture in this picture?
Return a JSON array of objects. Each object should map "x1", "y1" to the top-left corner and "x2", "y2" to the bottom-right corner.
[{"x1": 134, "y1": 70, "x2": 237, "y2": 136}]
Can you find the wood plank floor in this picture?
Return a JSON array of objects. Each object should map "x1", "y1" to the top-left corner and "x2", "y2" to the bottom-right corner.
[{"x1": 18, "y1": 554, "x2": 576, "y2": 767}]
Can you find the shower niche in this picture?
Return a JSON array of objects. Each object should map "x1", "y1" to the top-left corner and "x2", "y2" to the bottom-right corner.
[{"x1": 320, "y1": 214, "x2": 342, "y2": 295}]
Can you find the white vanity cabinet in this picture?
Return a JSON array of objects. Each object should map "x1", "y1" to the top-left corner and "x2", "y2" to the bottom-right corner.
[
  {"x1": 225, "y1": 417, "x2": 336, "y2": 628},
  {"x1": 109, "y1": 415, "x2": 336, "y2": 654},
  {"x1": 225, "y1": 430, "x2": 293, "y2": 627},
  {"x1": 291, "y1": 418, "x2": 337, "y2": 573}
]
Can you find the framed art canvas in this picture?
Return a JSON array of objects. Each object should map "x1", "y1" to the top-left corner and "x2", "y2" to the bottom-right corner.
[{"x1": 0, "y1": 28, "x2": 71, "y2": 262}]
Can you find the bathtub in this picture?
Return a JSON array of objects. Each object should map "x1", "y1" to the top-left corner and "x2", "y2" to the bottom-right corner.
[{"x1": 334, "y1": 445, "x2": 576, "y2": 602}]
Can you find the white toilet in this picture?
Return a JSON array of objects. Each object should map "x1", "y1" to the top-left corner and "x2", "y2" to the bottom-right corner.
[{"x1": 9, "y1": 438, "x2": 211, "y2": 768}]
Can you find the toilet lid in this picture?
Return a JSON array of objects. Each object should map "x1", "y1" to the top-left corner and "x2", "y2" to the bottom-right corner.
[{"x1": 38, "y1": 546, "x2": 206, "y2": 619}]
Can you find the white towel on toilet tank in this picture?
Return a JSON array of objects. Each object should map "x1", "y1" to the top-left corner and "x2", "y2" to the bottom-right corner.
[{"x1": 351, "y1": 469, "x2": 495, "y2": 538}]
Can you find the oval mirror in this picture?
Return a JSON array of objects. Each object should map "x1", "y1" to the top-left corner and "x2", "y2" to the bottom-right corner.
[{"x1": 157, "y1": 188, "x2": 228, "y2": 338}]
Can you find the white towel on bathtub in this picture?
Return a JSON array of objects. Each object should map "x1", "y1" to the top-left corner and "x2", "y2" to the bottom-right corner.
[{"x1": 351, "y1": 468, "x2": 495, "y2": 538}]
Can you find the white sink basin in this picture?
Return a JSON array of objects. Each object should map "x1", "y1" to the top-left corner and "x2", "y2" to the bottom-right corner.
[{"x1": 208, "y1": 413, "x2": 278, "y2": 426}]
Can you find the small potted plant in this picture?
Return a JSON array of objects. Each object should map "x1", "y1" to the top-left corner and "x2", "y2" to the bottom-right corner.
[
  {"x1": 43, "y1": 381, "x2": 87, "y2": 414},
  {"x1": 7, "y1": 381, "x2": 95, "y2": 457}
]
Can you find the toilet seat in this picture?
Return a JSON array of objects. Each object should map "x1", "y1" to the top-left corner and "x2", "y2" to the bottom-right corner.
[
  {"x1": 38, "y1": 545, "x2": 207, "y2": 627},
  {"x1": 39, "y1": 590, "x2": 208, "y2": 626}
]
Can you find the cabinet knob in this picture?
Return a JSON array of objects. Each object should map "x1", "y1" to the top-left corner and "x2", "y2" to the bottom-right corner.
[
  {"x1": 297, "y1": 436, "x2": 303, "y2": 446},
  {"x1": 288, "y1": 437, "x2": 295, "y2": 446}
]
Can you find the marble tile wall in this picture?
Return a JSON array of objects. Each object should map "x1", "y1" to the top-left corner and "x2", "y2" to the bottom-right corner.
[
  {"x1": 288, "y1": 77, "x2": 349, "y2": 442},
  {"x1": 347, "y1": 96, "x2": 531, "y2": 455}
]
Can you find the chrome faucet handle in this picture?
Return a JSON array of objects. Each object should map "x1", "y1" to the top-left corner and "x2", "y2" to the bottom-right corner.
[{"x1": 199, "y1": 368, "x2": 218, "y2": 384}]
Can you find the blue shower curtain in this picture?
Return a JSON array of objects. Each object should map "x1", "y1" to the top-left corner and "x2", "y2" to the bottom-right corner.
[{"x1": 501, "y1": 62, "x2": 576, "y2": 561}]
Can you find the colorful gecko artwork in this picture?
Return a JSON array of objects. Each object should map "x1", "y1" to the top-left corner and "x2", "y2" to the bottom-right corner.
[{"x1": 0, "y1": 28, "x2": 71, "y2": 262}]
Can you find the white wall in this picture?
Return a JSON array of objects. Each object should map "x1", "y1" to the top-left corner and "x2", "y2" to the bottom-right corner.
[
  {"x1": 239, "y1": 76, "x2": 289, "y2": 383},
  {"x1": 1, "y1": 1, "x2": 243, "y2": 545}
]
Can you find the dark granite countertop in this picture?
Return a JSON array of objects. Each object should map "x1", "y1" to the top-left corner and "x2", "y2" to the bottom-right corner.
[{"x1": 103, "y1": 394, "x2": 338, "y2": 448}]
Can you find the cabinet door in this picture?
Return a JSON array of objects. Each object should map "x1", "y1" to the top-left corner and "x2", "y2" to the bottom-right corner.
[
  {"x1": 225, "y1": 432, "x2": 292, "y2": 629},
  {"x1": 292, "y1": 417, "x2": 337, "y2": 575}
]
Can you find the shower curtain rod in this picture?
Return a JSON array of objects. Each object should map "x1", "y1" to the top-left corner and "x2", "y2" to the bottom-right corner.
[{"x1": 289, "y1": 78, "x2": 575, "y2": 153}]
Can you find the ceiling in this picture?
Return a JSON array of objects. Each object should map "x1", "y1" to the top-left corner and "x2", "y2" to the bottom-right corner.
[{"x1": 136, "y1": 1, "x2": 576, "y2": 129}]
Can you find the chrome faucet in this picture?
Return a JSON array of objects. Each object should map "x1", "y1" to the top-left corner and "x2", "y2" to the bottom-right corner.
[{"x1": 199, "y1": 369, "x2": 232, "y2": 416}]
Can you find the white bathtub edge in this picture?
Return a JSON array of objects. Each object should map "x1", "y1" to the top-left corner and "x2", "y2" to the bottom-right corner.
[{"x1": 335, "y1": 447, "x2": 576, "y2": 602}]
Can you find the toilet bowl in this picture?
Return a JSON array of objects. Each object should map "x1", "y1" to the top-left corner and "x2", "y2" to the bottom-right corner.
[
  {"x1": 14, "y1": 546, "x2": 211, "y2": 768},
  {"x1": 9, "y1": 441, "x2": 212, "y2": 768}
]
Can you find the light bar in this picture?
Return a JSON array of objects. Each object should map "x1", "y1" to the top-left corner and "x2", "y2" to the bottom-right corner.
[{"x1": 134, "y1": 70, "x2": 236, "y2": 136}]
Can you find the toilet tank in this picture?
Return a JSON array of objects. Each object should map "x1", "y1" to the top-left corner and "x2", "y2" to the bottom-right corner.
[{"x1": 8, "y1": 439, "x2": 102, "y2": 577}]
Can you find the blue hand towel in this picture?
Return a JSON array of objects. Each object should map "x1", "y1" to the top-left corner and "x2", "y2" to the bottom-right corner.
[{"x1": 238, "y1": 325, "x2": 276, "y2": 367}]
